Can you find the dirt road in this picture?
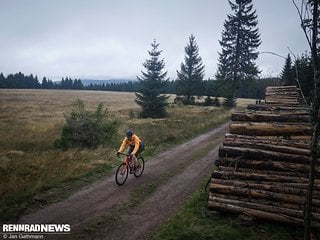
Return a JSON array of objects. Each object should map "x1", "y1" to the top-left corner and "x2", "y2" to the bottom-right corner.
[{"x1": 19, "y1": 122, "x2": 229, "y2": 239}]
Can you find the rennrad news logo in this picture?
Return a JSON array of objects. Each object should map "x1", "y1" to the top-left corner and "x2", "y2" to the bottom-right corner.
[
  {"x1": 1, "y1": 224, "x2": 71, "y2": 239},
  {"x1": 2, "y1": 224, "x2": 70, "y2": 233}
]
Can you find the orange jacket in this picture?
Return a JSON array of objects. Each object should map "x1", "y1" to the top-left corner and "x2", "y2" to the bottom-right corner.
[{"x1": 118, "y1": 133, "x2": 141, "y2": 155}]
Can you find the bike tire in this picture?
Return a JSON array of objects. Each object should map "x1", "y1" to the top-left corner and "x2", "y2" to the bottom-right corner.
[
  {"x1": 115, "y1": 163, "x2": 129, "y2": 186},
  {"x1": 133, "y1": 157, "x2": 145, "y2": 178}
]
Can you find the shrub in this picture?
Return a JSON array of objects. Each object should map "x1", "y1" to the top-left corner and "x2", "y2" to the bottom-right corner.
[
  {"x1": 222, "y1": 96, "x2": 237, "y2": 108},
  {"x1": 54, "y1": 99, "x2": 118, "y2": 149}
]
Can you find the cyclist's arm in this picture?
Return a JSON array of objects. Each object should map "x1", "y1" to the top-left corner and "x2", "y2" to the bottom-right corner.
[
  {"x1": 118, "y1": 138, "x2": 127, "y2": 153},
  {"x1": 131, "y1": 137, "x2": 141, "y2": 155}
]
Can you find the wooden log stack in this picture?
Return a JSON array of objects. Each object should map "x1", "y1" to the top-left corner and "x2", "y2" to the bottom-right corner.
[{"x1": 208, "y1": 86, "x2": 320, "y2": 228}]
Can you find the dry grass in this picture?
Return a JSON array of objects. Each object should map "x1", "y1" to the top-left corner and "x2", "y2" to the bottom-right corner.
[{"x1": 0, "y1": 89, "x2": 249, "y2": 221}]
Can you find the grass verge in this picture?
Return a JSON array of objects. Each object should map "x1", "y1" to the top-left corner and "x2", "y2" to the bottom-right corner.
[{"x1": 151, "y1": 179, "x2": 304, "y2": 240}]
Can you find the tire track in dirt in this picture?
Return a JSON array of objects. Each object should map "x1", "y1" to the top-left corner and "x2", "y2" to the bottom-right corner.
[{"x1": 18, "y1": 122, "x2": 229, "y2": 239}]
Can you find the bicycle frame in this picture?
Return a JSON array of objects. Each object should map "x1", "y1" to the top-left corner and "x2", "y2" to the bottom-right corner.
[
  {"x1": 115, "y1": 152, "x2": 145, "y2": 186},
  {"x1": 119, "y1": 153, "x2": 134, "y2": 172}
]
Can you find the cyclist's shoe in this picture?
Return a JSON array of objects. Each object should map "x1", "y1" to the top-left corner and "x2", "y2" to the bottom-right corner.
[{"x1": 131, "y1": 166, "x2": 139, "y2": 174}]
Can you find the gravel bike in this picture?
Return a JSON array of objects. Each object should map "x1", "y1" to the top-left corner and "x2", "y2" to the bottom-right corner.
[{"x1": 115, "y1": 152, "x2": 145, "y2": 186}]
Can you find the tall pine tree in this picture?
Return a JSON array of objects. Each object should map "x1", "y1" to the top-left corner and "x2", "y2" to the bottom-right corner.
[
  {"x1": 176, "y1": 34, "x2": 205, "y2": 104},
  {"x1": 135, "y1": 40, "x2": 169, "y2": 118},
  {"x1": 295, "y1": 54, "x2": 314, "y2": 103},
  {"x1": 280, "y1": 54, "x2": 295, "y2": 85},
  {"x1": 216, "y1": 0, "x2": 261, "y2": 106}
]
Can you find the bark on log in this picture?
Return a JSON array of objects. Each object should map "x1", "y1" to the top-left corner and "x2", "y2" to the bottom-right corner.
[
  {"x1": 219, "y1": 146, "x2": 310, "y2": 163},
  {"x1": 217, "y1": 166, "x2": 309, "y2": 178},
  {"x1": 247, "y1": 104, "x2": 310, "y2": 112},
  {"x1": 212, "y1": 170, "x2": 317, "y2": 184},
  {"x1": 208, "y1": 192, "x2": 320, "y2": 213},
  {"x1": 208, "y1": 194, "x2": 320, "y2": 223},
  {"x1": 225, "y1": 133, "x2": 311, "y2": 149},
  {"x1": 223, "y1": 140, "x2": 311, "y2": 156},
  {"x1": 208, "y1": 201, "x2": 320, "y2": 228},
  {"x1": 209, "y1": 183, "x2": 320, "y2": 206},
  {"x1": 210, "y1": 178, "x2": 320, "y2": 195},
  {"x1": 215, "y1": 158, "x2": 320, "y2": 177},
  {"x1": 231, "y1": 112, "x2": 310, "y2": 123},
  {"x1": 229, "y1": 122, "x2": 311, "y2": 136}
]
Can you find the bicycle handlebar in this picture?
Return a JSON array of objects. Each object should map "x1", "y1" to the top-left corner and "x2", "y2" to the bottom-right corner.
[{"x1": 117, "y1": 152, "x2": 131, "y2": 157}]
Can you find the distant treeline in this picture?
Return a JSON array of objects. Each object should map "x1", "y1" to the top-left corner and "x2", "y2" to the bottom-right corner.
[
  {"x1": 0, "y1": 72, "x2": 84, "y2": 90},
  {"x1": 0, "y1": 72, "x2": 280, "y2": 99}
]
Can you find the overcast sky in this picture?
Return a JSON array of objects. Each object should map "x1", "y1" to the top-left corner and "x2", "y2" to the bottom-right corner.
[{"x1": 0, "y1": 0, "x2": 309, "y2": 81}]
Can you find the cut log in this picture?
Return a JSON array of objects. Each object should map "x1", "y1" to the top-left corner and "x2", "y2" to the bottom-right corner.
[
  {"x1": 247, "y1": 104, "x2": 310, "y2": 112},
  {"x1": 222, "y1": 140, "x2": 310, "y2": 156},
  {"x1": 214, "y1": 158, "x2": 320, "y2": 177},
  {"x1": 231, "y1": 112, "x2": 310, "y2": 123},
  {"x1": 217, "y1": 166, "x2": 309, "y2": 178},
  {"x1": 225, "y1": 134, "x2": 311, "y2": 149},
  {"x1": 229, "y1": 122, "x2": 311, "y2": 136},
  {"x1": 219, "y1": 146, "x2": 310, "y2": 163},
  {"x1": 208, "y1": 194, "x2": 320, "y2": 223},
  {"x1": 208, "y1": 192, "x2": 320, "y2": 213},
  {"x1": 212, "y1": 170, "x2": 316, "y2": 184},
  {"x1": 208, "y1": 201, "x2": 320, "y2": 228},
  {"x1": 209, "y1": 183, "x2": 320, "y2": 206},
  {"x1": 210, "y1": 178, "x2": 320, "y2": 194}
]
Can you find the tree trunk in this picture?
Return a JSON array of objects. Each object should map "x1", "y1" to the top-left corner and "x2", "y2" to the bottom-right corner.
[
  {"x1": 229, "y1": 122, "x2": 311, "y2": 136},
  {"x1": 208, "y1": 201, "x2": 320, "y2": 228},
  {"x1": 215, "y1": 158, "x2": 320, "y2": 177},
  {"x1": 219, "y1": 146, "x2": 310, "y2": 163},
  {"x1": 247, "y1": 104, "x2": 310, "y2": 112},
  {"x1": 212, "y1": 170, "x2": 318, "y2": 184},
  {"x1": 225, "y1": 133, "x2": 311, "y2": 149},
  {"x1": 231, "y1": 112, "x2": 310, "y2": 122},
  {"x1": 209, "y1": 183, "x2": 320, "y2": 206},
  {"x1": 304, "y1": 0, "x2": 320, "y2": 238},
  {"x1": 223, "y1": 140, "x2": 311, "y2": 155},
  {"x1": 210, "y1": 178, "x2": 320, "y2": 193},
  {"x1": 209, "y1": 194, "x2": 320, "y2": 223}
]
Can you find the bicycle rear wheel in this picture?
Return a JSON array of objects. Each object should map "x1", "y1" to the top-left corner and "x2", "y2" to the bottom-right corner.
[
  {"x1": 115, "y1": 163, "x2": 129, "y2": 186},
  {"x1": 133, "y1": 157, "x2": 145, "y2": 178}
]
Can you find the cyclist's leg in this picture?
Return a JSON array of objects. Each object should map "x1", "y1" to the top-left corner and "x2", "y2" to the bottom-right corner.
[
  {"x1": 136, "y1": 141, "x2": 144, "y2": 158},
  {"x1": 135, "y1": 142, "x2": 144, "y2": 169}
]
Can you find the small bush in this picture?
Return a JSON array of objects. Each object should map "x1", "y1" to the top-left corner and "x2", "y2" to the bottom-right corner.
[
  {"x1": 222, "y1": 96, "x2": 237, "y2": 108},
  {"x1": 54, "y1": 99, "x2": 118, "y2": 149},
  {"x1": 203, "y1": 96, "x2": 221, "y2": 107}
]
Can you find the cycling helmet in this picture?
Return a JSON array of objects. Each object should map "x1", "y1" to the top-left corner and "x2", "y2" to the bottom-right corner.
[{"x1": 125, "y1": 130, "x2": 133, "y2": 138}]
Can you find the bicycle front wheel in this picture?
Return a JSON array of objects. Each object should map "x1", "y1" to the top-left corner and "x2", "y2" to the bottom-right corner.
[
  {"x1": 134, "y1": 157, "x2": 145, "y2": 178},
  {"x1": 115, "y1": 163, "x2": 129, "y2": 186}
]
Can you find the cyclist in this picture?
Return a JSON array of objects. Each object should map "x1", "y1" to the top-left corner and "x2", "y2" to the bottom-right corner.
[{"x1": 117, "y1": 130, "x2": 144, "y2": 172}]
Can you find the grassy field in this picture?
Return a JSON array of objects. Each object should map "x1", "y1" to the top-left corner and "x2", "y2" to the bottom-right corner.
[{"x1": 0, "y1": 89, "x2": 254, "y2": 221}]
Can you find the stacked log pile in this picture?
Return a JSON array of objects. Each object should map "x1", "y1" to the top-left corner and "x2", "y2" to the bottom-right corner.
[{"x1": 208, "y1": 86, "x2": 320, "y2": 228}]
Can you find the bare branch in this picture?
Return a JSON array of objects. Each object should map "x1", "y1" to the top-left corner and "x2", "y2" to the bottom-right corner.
[
  {"x1": 292, "y1": 0, "x2": 313, "y2": 49},
  {"x1": 259, "y1": 51, "x2": 286, "y2": 59},
  {"x1": 287, "y1": 47, "x2": 308, "y2": 105}
]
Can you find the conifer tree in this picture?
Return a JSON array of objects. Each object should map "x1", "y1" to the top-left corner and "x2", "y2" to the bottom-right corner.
[
  {"x1": 176, "y1": 34, "x2": 205, "y2": 104},
  {"x1": 135, "y1": 40, "x2": 169, "y2": 118},
  {"x1": 295, "y1": 54, "x2": 314, "y2": 103},
  {"x1": 280, "y1": 54, "x2": 295, "y2": 85},
  {"x1": 216, "y1": 0, "x2": 261, "y2": 106}
]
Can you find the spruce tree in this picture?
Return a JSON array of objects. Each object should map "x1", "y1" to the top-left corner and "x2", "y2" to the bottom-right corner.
[
  {"x1": 135, "y1": 40, "x2": 169, "y2": 118},
  {"x1": 280, "y1": 54, "x2": 295, "y2": 85},
  {"x1": 216, "y1": 0, "x2": 261, "y2": 106},
  {"x1": 176, "y1": 34, "x2": 205, "y2": 104},
  {"x1": 295, "y1": 54, "x2": 314, "y2": 103}
]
